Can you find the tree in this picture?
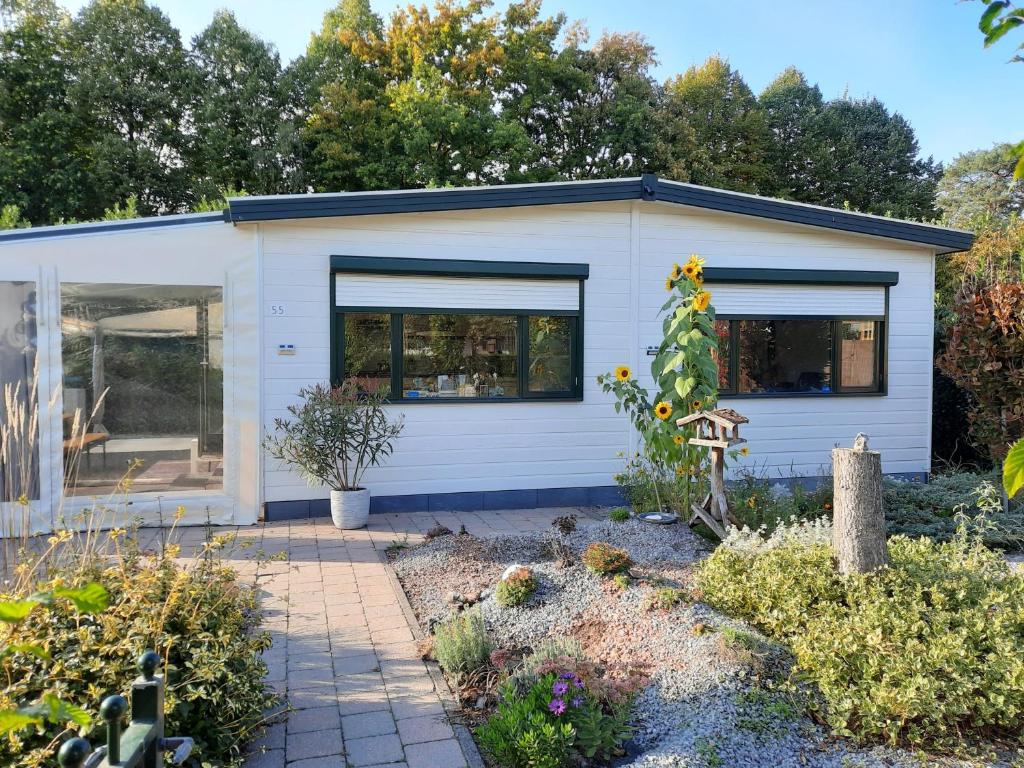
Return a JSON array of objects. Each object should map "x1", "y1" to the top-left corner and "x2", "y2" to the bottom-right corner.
[
  {"x1": 550, "y1": 28, "x2": 662, "y2": 180},
  {"x1": 935, "y1": 144, "x2": 1024, "y2": 230},
  {"x1": 975, "y1": 0, "x2": 1024, "y2": 177},
  {"x1": 0, "y1": 0, "x2": 94, "y2": 224},
  {"x1": 69, "y1": 0, "x2": 194, "y2": 214},
  {"x1": 811, "y1": 97, "x2": 939, "y2": 220},
  {"x1": 937, "y1": 282, "x2": 1024, "y2": 508},
  {"x1": 936, "y1": 217, "x2": 1024, "y2": 318},
  {"x1": 660, "y1": 56, "x2": 775, "y2": 194},
  {"x1": 759, "y1": 67, "x2": 825, "y2": 201},
  {"x1": 190, "y1": 11, "x2": 287, "y2": 198}
]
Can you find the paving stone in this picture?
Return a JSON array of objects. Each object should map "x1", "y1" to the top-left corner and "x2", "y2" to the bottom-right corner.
[
  {"x1": 286, "y1": 705, "x2": 340, "y2": 735},
  {"x1": 287, "y1": 686, "x2": 338, "y2": 711},
  {"x1": 245, "y1": 748, "x2": 285, "y2": 768},
  {"x1": 286, "y1": 729, "x2": 343, "y2": 762},
  {"x1": 341, "y1": 709, "x2": 397, "y2": 740},
  {"x1": 388, "y1": 695, "x2": 445, "y2": 721},
  {"x1": 284, "y1": 756, "x2": 346, "y2": 768},
  {"x1": 337, "y1": 689, "x2": 392, "y2": 717},
  {"x1": 334, "y1": 652, "x2": 380, "y2": 676},
  {"x1": 396, "y1": 715, "x2": 454, "y2": 745},
  {"x1": 345, "y1": 734, "x2": 404, "y2": 767},
  {"x1": 404, "y1": 738, "x2": 467, "y2": 768},
  {"x1": 249, "y1": 722, "x2": 286, "y2": 752}
]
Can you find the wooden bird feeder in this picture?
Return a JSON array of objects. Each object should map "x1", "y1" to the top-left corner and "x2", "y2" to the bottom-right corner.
[{"x1": 675, "y1": 408, "x2": 749, "y2": 539}]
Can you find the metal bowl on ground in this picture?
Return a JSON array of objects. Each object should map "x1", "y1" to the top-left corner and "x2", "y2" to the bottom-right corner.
[{"x1": 637, "y1": 511, "x2": 679, "y2": 525}]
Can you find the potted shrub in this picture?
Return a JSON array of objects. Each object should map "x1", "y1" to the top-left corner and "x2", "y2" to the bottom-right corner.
[{"x1": 264, "y1": 381, "x2": 403, "y2": 529}]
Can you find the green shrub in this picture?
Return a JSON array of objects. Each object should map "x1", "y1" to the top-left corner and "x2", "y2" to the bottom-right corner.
[
  {"x1": 697, "y1": 519, "x2": 1024, "y2": 749},
  {"x1": 0, "y1": 540, "x2": 273, "y2": 768},
  {"x1": 727, "y1": 474, "x2": 832, "y2": 533},
  {"x1": 582, "y1": 543, "x2": 632, "y2": 576},
  {"x1": 642, "y1": 586, "x2": 688, "y2": 612},
  {"x1": 496, "y1": 567, "x2": 537, "y2": 608},
  {"x1": 609, "y1": 507, "x2": 631, "y2": 523},
  {"x1": 727, "y1": 471, "x2": 1024, "y2": 549},
  {"x1": 612, "y1": 573, "x2": 630, "y2": 591},
  {"x1": 432, "y1": 607, "x2": 492, "y2": 681},
  {"x1": 883, "y1": 473, "x2": 1024, "y2": 548},
  {"x1": 477, "y1": 665, "x2": 637, "y2": 768}
]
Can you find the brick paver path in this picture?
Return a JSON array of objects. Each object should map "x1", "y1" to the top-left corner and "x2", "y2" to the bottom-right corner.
[{"x1": 240, "y1": 507, "x2": 597, "y2": 768}]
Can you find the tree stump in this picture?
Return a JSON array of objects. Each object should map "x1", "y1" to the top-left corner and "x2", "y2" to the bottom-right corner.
[{"x1": 832, "y1": 433, "x2": 889, "y2": 575}]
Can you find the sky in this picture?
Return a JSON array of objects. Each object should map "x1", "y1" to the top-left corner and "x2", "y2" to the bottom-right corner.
[{"x1": 56, "y1": 0, "x2": 1023, "y2": 165}]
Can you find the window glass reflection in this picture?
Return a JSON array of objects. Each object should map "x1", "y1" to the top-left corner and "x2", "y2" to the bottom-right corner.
[
  {"x1": 61, "y1": 284, "x2": 223, "y2": 496},
  {"x1": 528, "y1": 316, "x2": 572, "y2": 394},
  {"x1": 402, "y1": 314, "x2": 518, "y2": 398},
  {"x1": 0, "y1": 281, "x2": 38, "y2": 502},
  {"x1": 738, "y1": 319, "x2": 832, "y2": 394}
]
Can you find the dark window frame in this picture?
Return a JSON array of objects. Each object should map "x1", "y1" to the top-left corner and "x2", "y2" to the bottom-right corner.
[
  {"x1": 333, "y1": 306, "x2": 584, "y2": 403},
  {"x1": 715, "y1": 314, "x2": 886, "y2": 398}
]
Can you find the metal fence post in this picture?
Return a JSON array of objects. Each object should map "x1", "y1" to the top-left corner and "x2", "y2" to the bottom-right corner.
[
  {"x1": 132, "y1": 651, "x2": 164, "y2": 768},
  {"x1": 56, "y1": 650, "x2": 192, "y2": 768},
  {"x1": 98, "y1": 695, "x2": 127, "y2": 764}
]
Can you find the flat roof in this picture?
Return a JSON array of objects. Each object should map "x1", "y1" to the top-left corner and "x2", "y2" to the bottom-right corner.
[{"x1": 0, "y1": 176, "x2": 973, "y2": 253}]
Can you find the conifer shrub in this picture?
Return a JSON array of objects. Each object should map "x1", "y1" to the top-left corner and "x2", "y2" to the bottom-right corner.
[{"x1": 581, "y1": 543, "x2": 632, "y2": 576}]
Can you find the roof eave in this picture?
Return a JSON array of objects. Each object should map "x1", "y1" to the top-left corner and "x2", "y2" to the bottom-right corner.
[{"x1": 227, "y1": 174, "x2": 972, "y2": 253}]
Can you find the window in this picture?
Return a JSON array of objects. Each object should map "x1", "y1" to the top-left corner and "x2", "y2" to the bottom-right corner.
[
  {"x1": 344, "y1": 313, "x2": 392, "y2": 395},
  {"x1": 337, "y1": 310, "x2": 581, "y2": 401},
  {"x1": 840, "y1": 320, "x2": 880, "y2": 391},
  {"x1": 716, "y1": 318, "x2": 884, "y2": 396},
  {"x1": 403, "y1": 314, "x2": 518, "y2": 398},
  {"x1": 0, "y1": 281, "x2": 38, "y2": 502},
  {"x1": 60, "y1": 284, "x2": 224, "y2": 496}
]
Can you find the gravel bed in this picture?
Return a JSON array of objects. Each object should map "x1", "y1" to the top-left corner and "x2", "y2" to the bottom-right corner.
[
  {"x1": 479, "y1": 562, "x2": 605, "y2": 647},
  {"x1": 391, "y1": 516, "x2": 1013, "y2": 768}
]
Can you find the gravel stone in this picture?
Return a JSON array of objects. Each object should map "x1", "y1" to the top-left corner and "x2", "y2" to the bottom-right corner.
[{"x1": 393, "y1": 516, "x2": 1014, "y2": 768}]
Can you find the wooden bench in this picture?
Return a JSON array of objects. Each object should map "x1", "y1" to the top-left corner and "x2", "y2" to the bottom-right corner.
[{"x1": 63, "y1": 431, "x2": 109, "y2": 468}]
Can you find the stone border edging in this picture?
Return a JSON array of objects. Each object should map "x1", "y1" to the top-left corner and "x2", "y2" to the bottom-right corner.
[{"x1": 377, "y1": 548, "x2": 487, "y2": 768}]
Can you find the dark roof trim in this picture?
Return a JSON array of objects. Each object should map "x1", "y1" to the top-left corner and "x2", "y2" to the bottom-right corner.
[
  {"x1": 331, "y1": 255, "x2": 589, "y2": 280},
  {"x1": 704, "y1": 267, "x2": 899, "y2": 287},
  {"x1": 229, "y1": 175, "x2": 972, "y2": 253},
  {"x1": 0, "y1": 211, "x2": 225, "y2": 243},
  {"x1": 655, "y1": 179, "x2": 972, "y2": 254},
  {"x1": 233, "y1": 178, "x2": 644, "y2": 222}
]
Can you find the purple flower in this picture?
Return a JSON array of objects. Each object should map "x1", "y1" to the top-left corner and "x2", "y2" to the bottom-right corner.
[
  {"x1": 573, "y1": 676, "x2": 584, "y2": 689},
  {"x1": 548, "y1": 698, "x2": 567, "y2": 716},
  {"x1": 552, "y1": 681, "x2": 569, "y2": 696},
  {"x1": 571, "y1": 696, "x2": 583, "y2": 708},
  {"x1": 560, "y1": 671, "x2": 575, "y2": 680}
]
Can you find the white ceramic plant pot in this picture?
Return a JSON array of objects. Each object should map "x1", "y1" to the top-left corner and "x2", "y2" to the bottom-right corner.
[{"x1": 330, "y1": 488, "x2": 370, "y2": 530}]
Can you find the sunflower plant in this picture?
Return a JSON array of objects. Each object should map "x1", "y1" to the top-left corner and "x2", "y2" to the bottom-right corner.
[{"x1": 598, "y1": 255, "x2": 720, "y2": 513}]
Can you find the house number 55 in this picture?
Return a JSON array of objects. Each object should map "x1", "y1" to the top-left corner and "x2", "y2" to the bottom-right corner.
[{"x1": 270, "y1": 304, "x2": 286, "y2": 315}]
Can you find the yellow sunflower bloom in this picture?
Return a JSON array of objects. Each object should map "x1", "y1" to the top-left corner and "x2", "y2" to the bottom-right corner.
[
  {"x1": 693, "y1": 290, "x2": 712, "y2": 312},
  {"x1": 739, "y1": 446, "x2": 750, "y2": 456},
  {"x1": 654, "y1": 401, "x2": 672, "y2": 421},
  {"x1": 615, "y1": 365, "x2": 631, "y2": 382},
  {"x1": 670, "y1": 263, "x2": 682, "y2": 280},
  {"x1": 673, "y1": 434, "x2": 684, "y2": 445},
  {"x1": 686, "y1": 254, "x2": 705, "y2": 268},
  {"x1": 665, "y1": 277, "x2": 674, "y2": 291},
  {"x1": 682, "y1": 262, "x2": 699, "y2": 280},
  {"x1": 691, "y1": 399, "x2": 702, "y2": 411}
]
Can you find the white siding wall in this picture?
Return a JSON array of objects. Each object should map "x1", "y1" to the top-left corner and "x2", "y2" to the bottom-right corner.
[
  {"x1": 0, "y1": 222, "x2": 261, "y2": 532},
  {"x1": 260, "y1": 203, "x2": 633, "y2": 502},
  {"x1": 259, "y1": 200, "x2": 938, "y2": 502},
  {"x1": 639, "y1": 202, "x2": 935, "y2": 479}
]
